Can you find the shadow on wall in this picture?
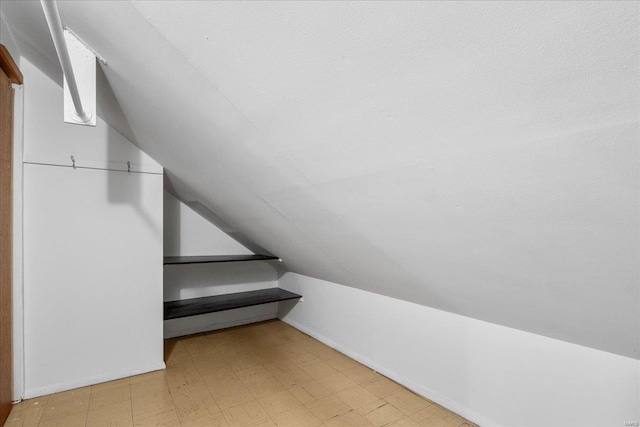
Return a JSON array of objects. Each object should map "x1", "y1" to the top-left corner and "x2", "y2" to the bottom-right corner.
[
  {"x1": 100, "y1": 64, "x2": 162, "y2": 238},
  {"x1": 276, "y1": 298, "x2": 297, "y2": 319},
  {"x1": 186, "y1": 200, "x2": 273, "y2": 256},
  {"x1": 163, "y1": 186, "x2": 181, "y2": 257}
]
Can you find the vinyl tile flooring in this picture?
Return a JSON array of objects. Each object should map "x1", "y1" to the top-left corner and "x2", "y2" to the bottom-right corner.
[{"x1": 4, "y1": 320, "x2": 477, "y2": 427}]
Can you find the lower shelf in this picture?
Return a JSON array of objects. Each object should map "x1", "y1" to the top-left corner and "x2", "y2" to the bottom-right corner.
[{"x1": 163, "y1": 288, "x2": 302, "y2": 320}]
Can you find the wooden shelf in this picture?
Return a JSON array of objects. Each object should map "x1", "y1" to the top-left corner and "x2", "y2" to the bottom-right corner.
[
  {"x1": 163, "y1": 288, "x2": 301, "y2": 320},
  {"x1": 163, "y1": 255, "x2": 279, "y2": 265}
]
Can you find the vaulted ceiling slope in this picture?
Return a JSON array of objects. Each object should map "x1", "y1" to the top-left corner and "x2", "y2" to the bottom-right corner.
[{"x1": 2, "y1": 1, "x2": 638, "y2": 358}]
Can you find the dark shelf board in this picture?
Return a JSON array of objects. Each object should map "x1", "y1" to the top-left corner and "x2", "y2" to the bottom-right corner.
[
  {"x1": 163, "y1": 255, "x2": 279, "y2": 265},
  {"x1": 164, "y1": 288, "x2": 301, "y2": 320}
]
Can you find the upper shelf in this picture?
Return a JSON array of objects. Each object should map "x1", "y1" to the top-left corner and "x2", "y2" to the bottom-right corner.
[{"x1": 163, "y1": 254, "x2": 279, "y2": 265}]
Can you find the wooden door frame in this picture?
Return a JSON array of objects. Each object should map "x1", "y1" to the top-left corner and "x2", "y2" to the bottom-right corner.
[
  {"x1": 0, "y1": 43, "x2": 22, "y2": 425},
  {"x1": 0, "y1": 46, "x2": 22, "y2": 86}
]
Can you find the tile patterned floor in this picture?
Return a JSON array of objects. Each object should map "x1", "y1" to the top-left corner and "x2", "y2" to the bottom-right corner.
[{"x1": 4, "y1": 320, "x2": 478, "y2": 427}]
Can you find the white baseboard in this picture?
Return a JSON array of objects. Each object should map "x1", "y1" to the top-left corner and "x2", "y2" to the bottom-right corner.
[
  {"x1": 23, "y1": 361, "x2": 166, "y2": 399},
  {"x1": 281, "y1": 317, "x2": 496, "y2": 427}
]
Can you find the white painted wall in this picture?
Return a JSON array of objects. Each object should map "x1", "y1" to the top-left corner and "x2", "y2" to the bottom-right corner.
[
  {"x1": 164, "y1": 190, "x2": 251, "y2": 256},
  {"x1": 4, "y1": 1, "x2": 635, "y2": 358},
  {"x1": 163, "y1": 191, "x2": 278, "y2": 338},
  {"x1": 278, "y1": 273, "x2": 640, "y2": 427},
  {"x1": 164, "y1": 262, "x2": 278, "y2": 302},
  {"x1": 19, "y1": 54, "x2": 164, "y2": 398}
]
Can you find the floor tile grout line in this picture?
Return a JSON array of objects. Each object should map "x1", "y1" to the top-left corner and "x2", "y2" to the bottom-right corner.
[
  {"x1": 83, "y1": 384, "x2": 92, "y2": 427},
  {"x1": 128, "y1": 380, "x2": 134, "y2": 427}
]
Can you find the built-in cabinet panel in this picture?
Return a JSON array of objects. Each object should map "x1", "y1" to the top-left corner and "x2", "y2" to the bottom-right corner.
[{"x1": 23, "y1": 164, "x2": 164, "y2": 397}]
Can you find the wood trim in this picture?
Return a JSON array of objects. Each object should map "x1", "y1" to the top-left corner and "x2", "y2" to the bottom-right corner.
[
  {"x1": 0, "y1": 64, "x2": 14, "y2": 425},
  {"x1": 0, "y1": 44, "x2": 23, "y2": 85}
]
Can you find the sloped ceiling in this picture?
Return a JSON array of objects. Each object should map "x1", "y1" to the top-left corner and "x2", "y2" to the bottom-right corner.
[{"x1": 2, "y1": 1, "x2": 638, "y2": 358}]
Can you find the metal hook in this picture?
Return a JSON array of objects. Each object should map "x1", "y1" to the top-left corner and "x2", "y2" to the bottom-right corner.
[
  {"x1": 127, "y1": 161, "x2": 131, "y2": 173},
  {"x1": 70, "y1": 155, "x2": 76, "y2": 169}
]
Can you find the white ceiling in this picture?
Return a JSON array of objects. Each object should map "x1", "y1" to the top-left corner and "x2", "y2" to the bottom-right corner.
[{"x1": 2, "y1": 1, "x2": 638, "y2": 358}]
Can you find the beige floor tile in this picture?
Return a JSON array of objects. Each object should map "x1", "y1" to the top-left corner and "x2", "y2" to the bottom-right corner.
[
  {"x1": 316, "y1": 372, "x2": 357, "y2": 395},
  {"x1": 336, "y1": 385, "x2": 380, "y2": 410},
  {"x1": 300, "y1": 361, "x2": 339, "y2": 381},
  {"x1": 411, "y1": 404, "x2": 463, "y2": 426},
  {"x1": 130, "y1": 383, "x2": 171, "y2": 403},
  {"x1": 305, "y1": 395, "x2": 351, "y2": 422},
  {"x1": 11, "y1": 395, "x2": 50, "y2": 411},
  {"x1": 239, "y1": 371, "x2": 286, "y2": 399},
  {"x1": 322, "y1": 410, "x2": 374, "y2": 427},
  {"x1": 179, "y1": 409, "x2": 229, "y2": 426},
  {"x1": 308, "y1": 345, "x2": 342, "y2": 362},
  {"x1": 131, "y1": 391, "x2": 175, "y2": 421},
  {"x1": 387, "y1": 417, "x2": 422, "y2": 427},
  {"x1": 183, "y1": 335, "x2": 220, "y2": 358},
  {"x1": 4, "y1": 405, "x2": 45, "y2": 426},
  {"x1": 39, "y1": 411, "x2": 88, "y2": 427},
  {"x1": 86, "y1": 400, "x2": 133, "y2": 427},
  {"x1": 214, "y1": 388, "x2": 255, "y2": 410},
  {"x1": 271, "y1": 405, "x2": 322, "y2": 427},
  {"x1": 253, "y1": 347, "x2": 289, "y2": 364},
  {"x1": 190, "y1": 352, "x2": 229, "y2": 375},
  {"x1": 230, "y1": 355, "x2": 268, "y2": 377},
  {"x1": 133, "y1": 408, "x2": 181, "y2": 426},
  {"x1": 362, "y1": 376, "x2": 401, "y2": 398},
  {"x1": 265, "y1": 364, "x2": 311, "y2": 388},
  {"x1": 48, "y1": 386, "x2": 91, "y2": 404},
  {"x1": 385, "y1": 389, "x2": 432, "y2": 416},
  {"x1": 216, "y1": 341, "x2": 250, "y2": 362},
  {"x1": 222, "y1": 400, "x2": 270, "y2": 427},
  {"x1": 91, "y1": 378, "x2": 130, "y2": 392},
  {"x1": 248, "y1": 419, "x2": 277, "y2": 427},
  {"x1": 210, "y1": 384, "x2": 256, "y2": 411},
  {"x1": 130, "y1": 375, "x2": 170, "y2": 401},
  {"x1": 324, "y1": 355, "x2": 360, "y2": 373},
  {"x1": 166, "y1": 365, "x2": 204, "y2": 391},
  {"x1": 130, "y1": 370, "x2": 168, "y2": 386},
  {"x1": 257, "y1": 390, "x2": 302, "y2": 417},
  {"x1": 342, "y1": 365, "x2": 380, "y2": 385},
  {"x1": 164, "y1": 340, "x2": 192, "y2": 366},
  {"x1": 40, "y1": 396, "x2": 89, "y2": 422},
  {"x1": 358, "y1": 400, "x2": 405, "y2": 427},
  {"x1": 90, "y1": 383, "x2": 131, "y2": 409},
  {"x1": 38, "y1": 390, "x2": 89, "y2": 426},
  {"x1": 277, "y1": 343, "x2": 309, "y2": 358},
  {"x1": 170, "y1": 383, "x2": 219, "y2": 418},
  {"x1": 289, "y1": 352, "x2": 321, "y2": 368},
  {"x1": 202, "y1": 370, "x2": 239, "y2": 390},
  {"x1": 264, "y1": 360, "x2": 299, "y2": 373},
  {"x1": 165, "y1": 353, "x2": 197, "y2": 371},
  {"x1": 288, "y1": 380, "x2": 332, "y2": 405},
  {"x1": 426, "y1": 414, "x2": 468, "y2": 427},
  {"x1": 87, "y1": 418, "x2": 134, "y2": 427}
]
